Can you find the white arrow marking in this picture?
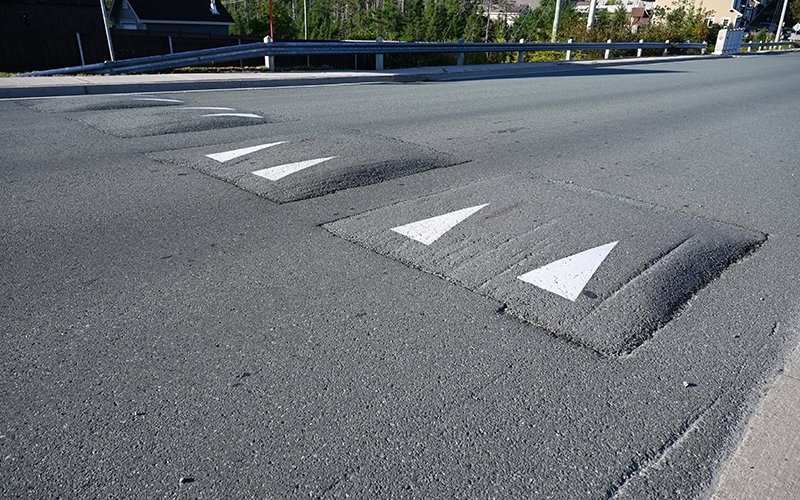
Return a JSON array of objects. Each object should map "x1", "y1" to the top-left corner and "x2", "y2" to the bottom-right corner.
[
  {"x1": 132, "y1": 97, "x2": 183, "y2": 103},
  {"x1": 203, "y1": 113, "x2": 263, "y2": 119},
  {"x1": 205, "y1": 142, "x2": 287, "y2": 163},
  {"x1": 391, "y1": 204, "x2": 489, "y2": 245},
  {"x1": 517, "y1": 241, "x2": 618, "y2": 302},
  {"x1": 177, "y1": 107, "x2": 236, "y2": 111},
  {"x1": 252, "y1": 156, "x2": 336, "y2": 181}
]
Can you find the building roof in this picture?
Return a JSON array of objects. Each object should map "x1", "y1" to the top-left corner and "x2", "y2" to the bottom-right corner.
[
  {"x1": 115, "y1": 0, "x2": 234, "y2": 24},
  {"x1": 514, "y1": 0, "x2": 543, "y2": 8}
]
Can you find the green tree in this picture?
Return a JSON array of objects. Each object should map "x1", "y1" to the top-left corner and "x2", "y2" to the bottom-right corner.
[
  {"x1": 511, "y1": 0, "x2": 580, "y2": 42},
  {"x1": 789, "y1": 0, "x2": 800, "y2": 26}
]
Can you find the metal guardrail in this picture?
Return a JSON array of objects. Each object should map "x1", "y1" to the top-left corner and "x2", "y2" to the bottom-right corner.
[
  {"x1": 22, "y1": 40, "x2": 712, "y2": 77},
  {"x1": 741, "y1": 41, "x2": 798, "y2": 51}
]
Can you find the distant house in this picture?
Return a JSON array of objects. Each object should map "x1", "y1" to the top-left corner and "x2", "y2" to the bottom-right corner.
[
  {"x1": 574, "y1": 0, "x2": 655, "y2": 32},
  {"x1": 110, "y1": 0, "x2": 235, "y2": 35},
  {"x1": 629, "y1": 6, "x2": 653, "y2": 32},
  {"x1": 658, "y1": 0, "x2": 736, "y2": 29},
  {"x1": 488, "y1": 0, "x2": 543, "y2": 25}
]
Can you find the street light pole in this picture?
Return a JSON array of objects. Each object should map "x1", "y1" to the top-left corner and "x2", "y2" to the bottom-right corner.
[
  {"x1": 304, "y1": 0, "x2": 308, "y2": 40},
  {"x1": 551, "y1": 0, "x2": 562, "y2": 42},
  {"x1": 587, "y1": 0, "x2": 597, "y2": 31},
  {"x1": 774, "y1": 0, "x2": 789, "y2": 42},
  {"x1": 99, "y1": 0, "x2": 115, "y2": 61}
]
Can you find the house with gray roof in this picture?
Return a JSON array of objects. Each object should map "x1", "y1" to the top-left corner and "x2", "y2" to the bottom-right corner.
[{"x1": 110, "y1": 0, "x2": 235, "y2": 35}]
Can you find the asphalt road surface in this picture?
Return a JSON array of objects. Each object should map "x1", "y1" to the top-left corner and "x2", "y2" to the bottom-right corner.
[{"x1": 2, "y1": 53, "x2": 799, "y2": 497}]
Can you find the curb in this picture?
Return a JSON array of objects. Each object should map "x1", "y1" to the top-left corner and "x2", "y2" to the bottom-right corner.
[
  {"x1": 3, "y1": 51, "x2": 793, "y2": 100},
  {"x1": 0, "y1": 75, "x2": 398, "y2": 99}
]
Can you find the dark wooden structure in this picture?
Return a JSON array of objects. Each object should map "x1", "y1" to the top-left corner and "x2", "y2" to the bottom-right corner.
[
  {"x1": 0, "y1": 0, "x2": 376, "y2": 73},
  {"x1": 0, "y1": 0, "x2": 110, "y2": 71}
]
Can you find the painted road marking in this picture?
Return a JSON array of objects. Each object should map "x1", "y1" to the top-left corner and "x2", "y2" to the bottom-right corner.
[
  {"x1": 391, "y1": 204, "x2": 489, "y2": 245},
  {"x1": 205, "y1": 142, "x2": 287, "y2": 163},
  {"x1": 133, "y1": 97, "x2": 183, "y2": 103},
  {"x1": 202, "y1": 113, "x2": 263, "y2": 119},
  {"x1": 177, "y1": 107, "x2": 236, "y2": 111},
  {"x1": 517, "y1": 241, "x2": 618, "y2": 301},
  {"x1": 252, "y1": 157, "x2": 337, "y2": 181}
]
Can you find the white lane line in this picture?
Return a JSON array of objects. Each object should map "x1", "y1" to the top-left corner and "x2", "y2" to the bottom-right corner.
[
  {"x1": 391, "y1": 204, "x2": 489, "y2": 246},
  {"x1": 177, "y1": 106, "x2": 236, "y2": 111},
  {"x1": 205, "y1": 141, "x2": 287, "y2": 163},
  {"x1": 517, "y1": 241, "x2": 619, "y2": 302},
  {"x1": 202, "y1": 112, "x2": 263, "y2": 119},
  {"x1": 132, "y1": 97, "x2": 183, "y2": 103},
  {"x1": 0, "y1": 83, "x2": 383, "y2": 103},
  {"x1": 252, "y1": 157, "x2": 336, "y2": 181}
]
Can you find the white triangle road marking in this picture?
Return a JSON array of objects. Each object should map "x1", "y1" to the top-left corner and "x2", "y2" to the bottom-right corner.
[
  {"x1": 132, "y1": 97, "x2": 183, "y2": 103},
  {"x1": 205, "y1": 142, "x2": 287, "y2": 163},
  {"x1": 391, "y1": 204, "x2": 489, "y2": 245},
  {"x1": 202, "y1": 113, "x2": 263, "y2": 119},
  {"x1": 252, "y1": 156, "x2": 337, "y2": 181},
  {"x1": 517, "y1": 241, "x2": 618, "y2": 302}
]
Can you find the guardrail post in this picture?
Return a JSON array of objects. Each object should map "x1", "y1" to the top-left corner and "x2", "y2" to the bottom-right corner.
[
  {"x1": 264, "y1": 36, "x2": 275, "y2": 72},
  {"x1": 518, "y1": 38, "x2": 525, "y2": 63},
  {"x1": 702, "y1": 41, "x2": 708, "y2": 54},
  {"x1": 376, "y1": 37, "x2": 384, "y2": 70},
  {"x1": 457, "y1": 38, "x2": 465, "y2": 66},
  {"x1": 604, "y1": 39, "x2": 611, "y2": 59},
  {"x1": 637, "y1": 39, "x2": 643, "y2": 57},
  {"x1": 566, "y1": 38, "x2": 573, "y2": 60},
  {"x1": 168, "y1": 35, "x2": 174, "y2": 54},
  {"x1": 75, "y1": 32, "x2": 86, "y2": 66}
]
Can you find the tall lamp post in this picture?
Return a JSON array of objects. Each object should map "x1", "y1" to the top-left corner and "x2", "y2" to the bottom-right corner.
[
  {"x1": 551, "y1": 0, "x2": 562, "y2": 42},
  {"x1": 774, "y1": 0, "x2": 789, "y2": 42},
  {"x1": 587, "y1": 0, "x2": 597, "y2": 31}
]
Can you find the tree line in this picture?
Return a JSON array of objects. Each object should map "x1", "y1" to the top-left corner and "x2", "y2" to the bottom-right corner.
[{"x1": 225, "y1": 0, "x2": 798, "y2": 44}]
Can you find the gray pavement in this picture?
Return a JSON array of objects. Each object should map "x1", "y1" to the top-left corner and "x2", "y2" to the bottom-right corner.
[
  {"x1": 714, "y1": 342, "x2": 800, "y2": 500},
  {"x1": 1, "y1": 53, "x2": 799, "y2": 497}
]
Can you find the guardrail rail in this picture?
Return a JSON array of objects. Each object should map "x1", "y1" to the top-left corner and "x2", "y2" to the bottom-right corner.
[{"x1": 19, "y1": 38, "x2": 794, "y2": 77}]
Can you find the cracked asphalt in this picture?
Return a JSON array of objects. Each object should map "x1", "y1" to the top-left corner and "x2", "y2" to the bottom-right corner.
[{"x1": 2, "y1": 53, "x2": 800, "y2": 497}]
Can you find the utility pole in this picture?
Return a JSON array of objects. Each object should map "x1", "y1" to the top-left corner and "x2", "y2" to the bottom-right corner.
[
  {"x1": 304, "y1": 0, "x2": 308, "y2": 39},
  {"x1": 484, "y1": 0, "x2": 492, "y2": 43},
  {"x1": 269, "y1": 0, "x2": 275, "y2": 39},
  {"x1": 587, "y1": 0, "x2": 597, "y2": 31},
  {"x1": 551, "y1": 0, "x2": 562, "y2": 42},
  {"x1": 99, "y1": 0, "x2": 115, "y2": 61},
  {"x1": 774, "y1": 0, "x2": 789, "y2": 42}
]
